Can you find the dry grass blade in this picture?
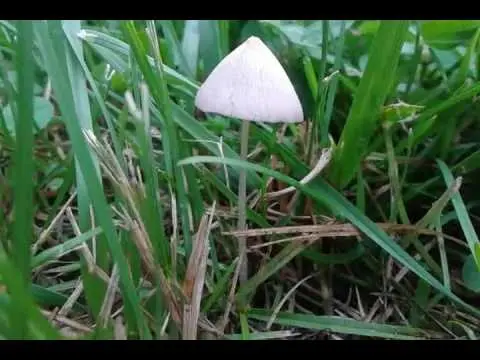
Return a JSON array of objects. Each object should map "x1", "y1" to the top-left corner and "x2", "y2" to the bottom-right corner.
[
  {"x1": 266, "y1": 274, "x2": 315, "y2": 330},
  {"x1": 235, "y1": 235, "x2": 319, "y2": 306},
  {"x1": 82, "y1": 129, "x2": 143, "y2": 222},
  {"x1": 32, "y1": 190, "x2": 78, "y2": 254},
  {"x1": 266, "y1": 147, "x2": 332, "y2": 199},
  {"x1": 83, "y1": 129, "x2": 155, "y2": 274},
  {"x1": 125, "y1": 212, "x2": 155, "y2": 274},
  {"x1": 250, "y1": 234, "x2": 321, "y2": 250},
  {"x1": 219, "y1": 256, "x2": 242, "y2": 333},
  {"x1": 122, "y1": 207, "x2": 183, "y2": 327},
  {"x1": 58, "y1": 280, "x2": 84, "y2": 317},
  {"x1": 415, "y1": 176, "x2": 462, "y2": 229},
  {"x1": 226, "y1": 329, "x2": 300, "y2": 340},
  {"x1": 114, "y1": 316, "x2": 127, "y2": 340},
  {"x1": 436, "y1": 219, "x2": 451, "y2": 290},
  {"x1": 99, "y1": 264, "x2": 120, "y2": 328},
  {"x1": 182, "y1": 201, "x2": 216, "y2": 340},
  {"x1": 224, "y1": 222, "x2": 444, "y2": 238},
  {"x1": 66, "y1": 207, "x2": 110, "y2": 283},
  {"x1": 41, "y1": 309, "x2": 92, "y2": 334},
  {"x1": 83, "y1": 127, "x2": 184, "y2": 328},
  {"x1": 366, "y1": 240, "x2": 438, "y2": 322}
]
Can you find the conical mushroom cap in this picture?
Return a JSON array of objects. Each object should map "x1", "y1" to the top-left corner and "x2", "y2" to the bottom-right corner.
[{"x1": 195, "y1": 36, "x2": 304, "y2": 123}]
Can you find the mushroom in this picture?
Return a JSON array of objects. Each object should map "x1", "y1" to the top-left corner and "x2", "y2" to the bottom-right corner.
[{"x1": 195, "y1": 36, "x2": 304, "y2": 283}]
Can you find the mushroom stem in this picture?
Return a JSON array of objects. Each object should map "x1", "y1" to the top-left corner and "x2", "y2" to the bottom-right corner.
[{"x1": 238, "y1": 119, "x2": 250, "y2": 283}]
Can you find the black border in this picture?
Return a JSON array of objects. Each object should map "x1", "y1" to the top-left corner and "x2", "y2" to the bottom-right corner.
[
  {"x1": 0, "y1": 337, "x2": 471, "y2": 350},
  {"x1": 3, "y1": 4, "x2": 480, "y2": 19}
]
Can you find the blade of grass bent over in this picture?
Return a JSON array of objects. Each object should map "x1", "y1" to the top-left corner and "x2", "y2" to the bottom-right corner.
[
  {"x1": 178, "y1": 155, "x2": 480, "y2": 318},
  {"x1": 64, "y1": 24, "x2": 124, "y2": 163}
]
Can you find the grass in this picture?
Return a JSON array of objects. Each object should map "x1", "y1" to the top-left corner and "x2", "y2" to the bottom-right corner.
[{"x1": 0, "y1": 19, "x2": 480, "y2": 339}]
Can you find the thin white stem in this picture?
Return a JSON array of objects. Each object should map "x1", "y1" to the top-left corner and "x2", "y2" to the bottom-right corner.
[{"x1": 238, "y1": 120, "x2": 250, "y2": 283}]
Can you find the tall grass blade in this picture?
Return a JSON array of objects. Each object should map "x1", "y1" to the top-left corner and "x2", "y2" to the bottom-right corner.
[
  {"x1": 181, "y1": 20, "x2": 200, "y2": 79},
  {"x1": 10, "y1": 19, "x2": 35, "y2": 339},
  {"x1": 159, "y1": 20, "x2": 194, "y2": 78},
  {"x1": 328, "y1": 20, "x2": 410, "y2": 188},
  {"x1": 62, "y1": 20, "x2": 109, "y2": 320}
]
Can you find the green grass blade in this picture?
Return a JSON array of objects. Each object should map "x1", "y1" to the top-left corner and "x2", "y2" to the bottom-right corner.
[
  {"x1": 322, "y1": 20, "x2": 346, "y2": 145},
  {"x1": 437, "y1": 159, "x2": 480, "y2": 267},
  {"x1": 148, "y1": 20, "x2": 194, "y2": 261},
  {"x1": 61, "y1": 20, "x2": 109, "y2": 319},
  {"x1": 384, "y1": 124, "x2": 410, "y2": 223},
  {"x1": 451, "y1": 28, "x2": 480, "y2": 87},
  {"x1": 201, "y1": 260, "x2": 237, "y2": 313},
  {"x1": 128, "y1": 84, "x2": 171, "y2": 272},
  {"x1": 11, "y1": 19, "x2": 35, "y2": 338},
  {"x1": 248, "y1": 309, "x2": 432, "y2": 339},
  {"x1": 316, "y1": 20, "x2": 329, "y2": 147},
  {"x1": 225, "y1": 330, "x2": 297, "y2": 340},
  {"x1": 300, "y1": 242, "x2": 365, "y2": 265},
  {"x1": 0, "y1": 245, "x2": 61, "y2": 339},
  {"x1": 181, "y1": 20, "x2": 200, "y2": 79},
  {"x1": 398, "y1": 81, "x2": 480, "y2": 151},
  {"x1": 122, "y1": 21, "x2": 180, "y2": 269},
  {"x1": 421, "y1": 20, "x2": 480, "y2": 48},
  {"x1": 31, "y1": 284, "x2": 88, "y2": 313},
  {"x1": 169, "y1": 107, "x2": 262, "y2": 188},
  {"x1": 159, "y1": 20, "x2": 194, "y2": 78},
  {"x1": 328, "y1": 20, "x2": 410, "y2": 188},
  {"x1": 198, "y1": 20, "x2": 224, "y2": 77},
  {"x1": 63, "y1": 23, "x2": 124, "y2": 162},
  {"x1": 453, "y1": 148, "x2": 480, "y2": 176},
  {"x1": 31, "y1": 227, "x2": 103, "y2": 268},
  {"x1": 79, "y1": 28, "x2": 199, "y2": 96},
  {"x1": 12, "y1": 20, "x2": 34, "y2": 289},
  {"x1": 236, "y1": 239, "x2": 314, "y2": 306}
]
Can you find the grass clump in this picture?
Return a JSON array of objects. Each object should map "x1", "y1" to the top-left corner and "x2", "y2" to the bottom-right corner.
[{"x1": 0, "y1": 19, "x2": 480, "y2": 340}]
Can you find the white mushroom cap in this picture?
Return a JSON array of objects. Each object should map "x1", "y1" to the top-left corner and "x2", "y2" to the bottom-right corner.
[{"x1": 195, "y1": 36, "x2": 304, "y2": 123}]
